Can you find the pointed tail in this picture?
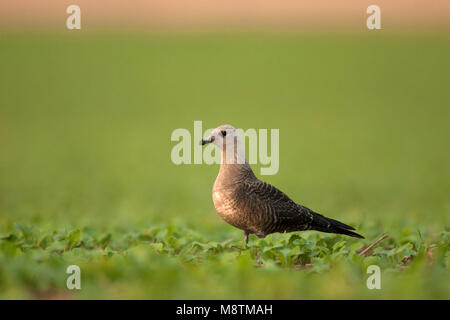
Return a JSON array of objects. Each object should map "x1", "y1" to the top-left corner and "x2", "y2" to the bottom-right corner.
[{"x1": 310, "y1": 211, "x2": 364, "y2": 239}]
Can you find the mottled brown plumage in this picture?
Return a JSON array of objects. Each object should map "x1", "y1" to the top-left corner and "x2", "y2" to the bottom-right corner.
[{"x1": 201, "y1": 124, "x2": 364, "y2": 243}]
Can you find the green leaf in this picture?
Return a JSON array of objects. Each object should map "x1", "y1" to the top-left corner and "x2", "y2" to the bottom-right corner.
[
  {"x1": 38, "y1": 234, "x2": 54, "y2": 249},
  {"x1": 167, "y1": 236, "x2": 180, "y2": 250},
  {"x1": 332, "y1": 240, "x2": 347, "y2": 252},
  {"x1": 149, "y1": 242, "x2": 164, "y2": 253},
  {"x1": 289, "y1": 246, "x2": 302, "y2": 256},
  {"x1": 67, "y1": 229, "x2": 82, "y2": 250},
  {"x1": 0, "y1": 234, "x2": 16, "y2": 241},
  {"x1": 14, "y1": 223, "x2": 33, "y2": 240},
  {"x1": 190, "y1": 241, "x2": 210, "y2": 250},
  {"x1": 288, "y1": 234, "x2": 302, "y2": 245},
  {"x1": 98, "y1": 233, "x2": 112, "y2": 248},
  {"x1": 46, "y1": 241, "x2": 66, "y2": 253}
]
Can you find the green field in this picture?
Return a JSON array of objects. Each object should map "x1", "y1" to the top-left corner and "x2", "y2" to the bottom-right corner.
[{"x1": 0, "y1": 32, "x2": 449, "y2": 299}]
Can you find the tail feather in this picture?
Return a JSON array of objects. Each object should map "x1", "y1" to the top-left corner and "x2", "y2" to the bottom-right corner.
[
  {"x1": 323, "y1": 216, "x2": 356, "y2": 231},
  {"x1": 327, "y1": 227, "x2": 365, "y2": 239},
  {"x1": 310, "y1": 212, "x2": 364, "y2": 239}
]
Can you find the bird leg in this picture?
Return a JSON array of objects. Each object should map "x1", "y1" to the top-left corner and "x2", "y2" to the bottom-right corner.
[{"x1": 244, "y1": 231, "x2": 249, "y2": 245}]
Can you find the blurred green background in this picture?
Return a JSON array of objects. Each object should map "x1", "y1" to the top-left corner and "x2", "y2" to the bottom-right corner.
[{"x1": 0, "y1": 32, "x2": 449, "y2": 299}]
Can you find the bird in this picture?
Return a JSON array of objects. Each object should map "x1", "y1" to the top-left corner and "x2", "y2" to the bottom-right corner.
[{"x1": 201, "y1": 124, "x2": 364, "y2": 244}]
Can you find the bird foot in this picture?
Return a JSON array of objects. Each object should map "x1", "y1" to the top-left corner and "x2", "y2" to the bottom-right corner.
[{"x1": 244, "y1": 231, "x2": 249, "y2": 245}]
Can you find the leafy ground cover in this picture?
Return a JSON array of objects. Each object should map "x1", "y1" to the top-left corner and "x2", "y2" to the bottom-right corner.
[{"x1": 0, "y1": 222, "x2": 448, "y2": 299}]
